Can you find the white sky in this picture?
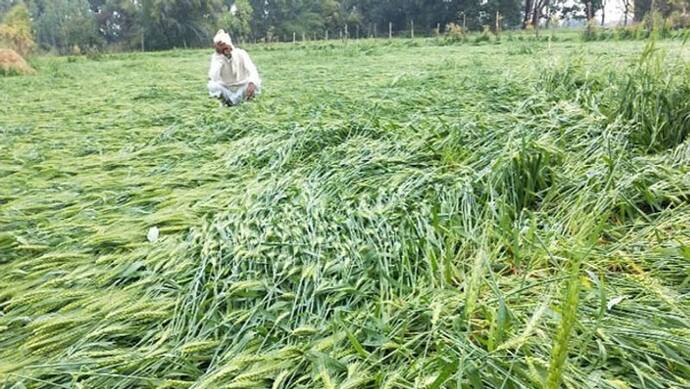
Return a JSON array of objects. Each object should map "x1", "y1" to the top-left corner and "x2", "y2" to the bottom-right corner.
[
  {"x1": 592, "y1": 0, "x2": 628, "y2": 24},
  {"x1": 600, "y1": 0, "x2": 627, "y2": 24}
]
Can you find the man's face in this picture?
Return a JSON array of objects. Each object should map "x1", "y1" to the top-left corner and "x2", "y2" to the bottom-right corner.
[{"x1": 215, "y1": 42, "x2": 232, "y2": 56}]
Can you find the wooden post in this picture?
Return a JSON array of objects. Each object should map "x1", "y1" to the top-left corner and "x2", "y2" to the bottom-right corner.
[
  {"x1": 411, "y1": 19, "x2": 414, "y2": 39},
  {"x1": 356, "y1": 24, "x2": 359, "y2": 39},
  {"x1": 302, "y1": 32, "x2": 305, "y2": 42},
  {"x1": 345, "y1": 24, "x2": 349, "y2": 39},
  {"x1": 495, "y1": 11, "x2": 500, "y2": 35},
  {"x1": 436, "y1": 22, "x2": 440, "y2": 35},
  {"x1": 462, "y1": 12, "x2": 466, "y2": 31},
  {"x1": 374, "y1": 24, "x2": 377, "y2": 38},
  {"x1": 339, "y1": 29, "x2": 342, "y2": 40},
  {"x1": 325, "y1": 29, "x2": 328, "y2": 40},
  {"x1": 293, "y1": 32, "x2": 296, "y2": 43},
  {"x1": 586, "y1": 1, "x2": 592, "y2": 37},
  {"x1": 389, "y1": 22, "x2": 392, "y2": 39}
]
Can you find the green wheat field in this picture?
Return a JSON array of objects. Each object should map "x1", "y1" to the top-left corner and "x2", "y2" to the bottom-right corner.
[{"x1": 1, "y1": 36, "x2": 690, "y2": 388}]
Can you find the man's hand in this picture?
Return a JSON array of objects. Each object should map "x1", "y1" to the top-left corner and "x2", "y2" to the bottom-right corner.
[{"x1": 246, "y1": 82, "x2": 256, "y2": 100}]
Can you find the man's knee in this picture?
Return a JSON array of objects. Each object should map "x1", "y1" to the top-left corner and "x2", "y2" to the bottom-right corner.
[{"x1": 208, "y1": 81, "x2": 224, "y2": 98}]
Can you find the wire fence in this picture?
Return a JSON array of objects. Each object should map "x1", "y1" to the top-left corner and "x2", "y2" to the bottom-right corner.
[{"x1": 244, "y1": 22, "x2": 465, "y2": 44}]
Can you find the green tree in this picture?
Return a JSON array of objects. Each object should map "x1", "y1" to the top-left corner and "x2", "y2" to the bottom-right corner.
[
  {"x1": 0, "y1": 0, "x2": 19, "y2": 14},
  {"x1": 0, "y1": 2, "x2": 34, "y2": 56},
  {"x1": 26, "y1": 0, "x2": 102, "y2": 53},
  {"x1": 635, "y1": 0, "x2": 690, "y2": 21},
  {"x1": 145, "y1": 0, "x2": 223, "y2": 49},
  {"x1": 87, "y1": 0, "x2": 140, "y2": 47},
  {"x1": 218, "y1": 0, "x2": 253, "y2": 42}
]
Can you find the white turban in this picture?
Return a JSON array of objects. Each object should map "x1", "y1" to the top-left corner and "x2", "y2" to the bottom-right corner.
[{"x1": 213, "y1": 29, "x2": 233, "y2": 46}]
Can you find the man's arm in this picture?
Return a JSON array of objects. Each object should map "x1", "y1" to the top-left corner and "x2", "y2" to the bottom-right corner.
[
  {"x1": 239, "y1": 51, "x2": 261, "y2": 91},
  {"x1": 208, "y1": 54, "x2": 225, "y2": 85}
]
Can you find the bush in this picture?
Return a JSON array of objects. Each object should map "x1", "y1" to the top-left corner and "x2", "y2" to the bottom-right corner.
[
  {"x1": 581, "y1": 20, "x2": 599, "y2": 41},
  {"x1": 669, "y1": 11, "x2": 690, "y2": 29},
  {"x1": 473, "y1": 26, "x2": 492, "y2": 44},
  {"x1": 444, "y1": 22, "x2": 465, "y2": 43},
  {"x1": 85, "y1": 45, "x2": 104, "y2": 61},
  {"x1": 612, "y1": 25, "x2": 638, "y2": 40},
  {"x1": 0, "y1": 48, "x2": 35, "y2": 76},
  {"x1": 0, "y1": 3, "x2": 34, "y2": 57}
]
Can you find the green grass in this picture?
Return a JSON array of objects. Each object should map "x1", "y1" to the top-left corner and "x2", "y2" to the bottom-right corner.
[{"x1": 1, "y1": 38, "x2": 690, "y2": 388}]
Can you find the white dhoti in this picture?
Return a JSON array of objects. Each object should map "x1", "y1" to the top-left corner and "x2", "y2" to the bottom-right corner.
[{"x1": 208, "y1": 81, "x2": 260, "y2": 106}]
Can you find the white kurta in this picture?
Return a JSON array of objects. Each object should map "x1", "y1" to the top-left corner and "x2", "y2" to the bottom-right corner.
[{"x1": 207, "y1": 49, "x2": 261, "y2": 90}]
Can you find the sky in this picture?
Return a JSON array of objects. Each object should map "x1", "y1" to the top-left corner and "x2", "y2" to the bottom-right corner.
[
  {"x1": 598, "y1": 0, "x2": 627, "y2": 24},
  {"x1": 591, "y1": 0, "x2": 629, "y2": 25},
  {"x1": 557, "y1": 0, "x2": 629, "y2": 25}
]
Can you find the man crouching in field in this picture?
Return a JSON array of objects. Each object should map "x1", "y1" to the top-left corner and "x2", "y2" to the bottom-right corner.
[{"x1": 207, "y1": 29, "x2": 261, "y2": 106}]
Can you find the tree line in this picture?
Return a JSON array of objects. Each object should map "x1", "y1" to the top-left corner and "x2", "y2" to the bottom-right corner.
[{"x1": 0, "y1": 0, "x2": 688, "y2": 54}]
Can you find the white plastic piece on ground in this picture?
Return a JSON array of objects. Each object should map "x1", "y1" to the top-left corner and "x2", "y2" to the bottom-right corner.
[
  {"x1": 607, "y1": 295, "x2": 627, "y2": 311},
  {"x1": 147, "y1": 226, "x2": 160, "y2": 243}
]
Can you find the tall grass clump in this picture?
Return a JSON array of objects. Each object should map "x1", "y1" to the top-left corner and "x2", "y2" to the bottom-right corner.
[
  {"x1": 541, "y1": 40, "x2": 690, "y2": 153},
  {"x1": 490, "y1": 137, "x2": 563, "y2": 212},
  {"x1": 606, "y1": 41, "x2": 690, "y2": 152},
  {"x1": 473, "y1": 26, "x2": 493, "y2": 44},
  {"x1": 442, "y1": 22, "x2": 466, "y2": 44},
  {"x1": 544, "y1": 252, "x2": 582, "y2": 389},
  {"x1": 539, "y1": 56, "x2": 607, "y2": 105}
]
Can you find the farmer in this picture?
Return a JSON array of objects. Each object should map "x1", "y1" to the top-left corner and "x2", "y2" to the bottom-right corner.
[{"x1": 207, "y1": 29, "x2": 261, "y2": 106}]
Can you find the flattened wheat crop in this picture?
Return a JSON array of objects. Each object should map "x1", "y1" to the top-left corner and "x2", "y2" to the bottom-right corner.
[{"x1": 1, "y1": 38, "x2": 690, "y2": 388}]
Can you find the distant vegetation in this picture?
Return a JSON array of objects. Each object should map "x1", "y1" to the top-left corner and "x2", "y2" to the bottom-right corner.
[{"x1": 0, "y1": 0, "x2": 689, "y2": 54}]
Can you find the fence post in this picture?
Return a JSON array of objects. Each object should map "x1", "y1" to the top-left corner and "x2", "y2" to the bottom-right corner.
[
  {"x1": 389, "y1": 22, "x2": 392, "y2": 39},
  {"x1": 411, "y1": 19, "x2": 414, "y2": 39},
  {"x1": 586, "y1": 1, "x2": 592, "y2": 37},
  {"x1": 495, "y1": 11, "x2": 500, "y2": 35}
]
